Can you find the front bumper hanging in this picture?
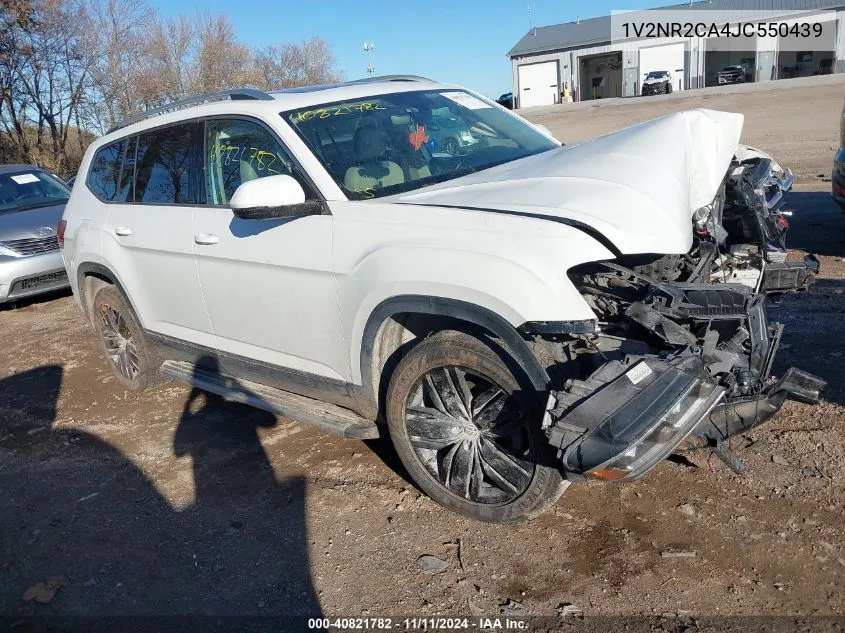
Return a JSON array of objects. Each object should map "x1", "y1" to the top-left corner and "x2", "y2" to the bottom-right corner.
[
  {"x1": 543, "y1": 279, "x2": 826, "y2": 481},
  {"x1": 546, "y1": 359, "x2": 825, "y2": 482}
]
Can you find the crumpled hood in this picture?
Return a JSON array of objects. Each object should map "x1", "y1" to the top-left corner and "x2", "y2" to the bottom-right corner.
[
  {"x1": 394, "y1": 109, "x2": 744, "y2": 255},
  {"x1": 642, "y1": 76, "x2": 669, "y2": 85}
]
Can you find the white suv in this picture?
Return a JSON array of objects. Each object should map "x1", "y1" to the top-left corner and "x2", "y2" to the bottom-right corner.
[{"x1": 62, "y1": 76, "x2": 823, "y2": 522}]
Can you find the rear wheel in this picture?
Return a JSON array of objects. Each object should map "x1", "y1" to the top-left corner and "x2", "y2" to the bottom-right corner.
[
  {"x1": 385, "y1": 331, "x2": 568, "y2": 523},
  {"x1": 92, "y1": 285, "x2": 167, "y2": 392}
]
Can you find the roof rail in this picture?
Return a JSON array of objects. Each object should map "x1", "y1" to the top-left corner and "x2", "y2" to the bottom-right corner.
[
  {"x1": 347, "y1": 75, "x2": 434, "y2": 84},
  {"x1": 107, "y1": 88, "x2": 274, "y2": 134}
]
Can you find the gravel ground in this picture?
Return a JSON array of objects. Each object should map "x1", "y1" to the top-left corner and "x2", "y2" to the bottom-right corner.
[{"x1": 1, "y1": 75, "x2": 844, "y2": 627}]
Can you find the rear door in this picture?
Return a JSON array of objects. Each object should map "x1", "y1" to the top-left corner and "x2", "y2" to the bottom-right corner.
[{"x1": 101, "y1": 122, "x2": 214, "y2": 348}]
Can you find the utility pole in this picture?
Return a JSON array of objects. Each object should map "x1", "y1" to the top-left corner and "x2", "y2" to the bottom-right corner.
[{"x1": 363, "y1": 42, "x2": 375, "y2": 75}]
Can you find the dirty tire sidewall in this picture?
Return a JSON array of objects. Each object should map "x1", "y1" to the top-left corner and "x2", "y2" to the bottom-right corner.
[
  {"x1": 386, "y1": 331, "x2": 568, "y2": 523},
  {"x1": 92, "y1": 285, "x2": 167, "y2": 392}
]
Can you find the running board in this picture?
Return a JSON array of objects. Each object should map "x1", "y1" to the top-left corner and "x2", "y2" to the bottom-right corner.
[{"x1": 159, "y1": 360, "x2": 379, "y2": 440}]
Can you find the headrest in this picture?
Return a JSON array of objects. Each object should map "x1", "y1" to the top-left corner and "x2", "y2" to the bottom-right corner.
[{"x1": 353, "y1": 126, "x2": 387, "y2": 163}]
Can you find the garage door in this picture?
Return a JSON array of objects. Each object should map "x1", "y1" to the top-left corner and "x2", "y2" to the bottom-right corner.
[
  {"x1": 639, "y1": 43, "x2": 685, "y2": 92},
  {"x1": 518, "y1": 61, "x2": 558, "y2": 108}
]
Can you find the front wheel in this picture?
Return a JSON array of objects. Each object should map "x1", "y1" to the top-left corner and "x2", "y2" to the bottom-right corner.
[{"x1": 385, "y1": 331, "x2": 568, "y2": 523}]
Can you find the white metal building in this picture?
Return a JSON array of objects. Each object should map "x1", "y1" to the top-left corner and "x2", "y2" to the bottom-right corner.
[{"x1": 507, "y1": 0, "x2": 845, "y2": 106}]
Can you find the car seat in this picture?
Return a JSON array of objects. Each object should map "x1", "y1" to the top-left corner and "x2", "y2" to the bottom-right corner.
[
  {"x1": 0, "y1": 179, "x2": 20, "y2": 205},
  {"x1": 240, "y1": 158, "x2": 259, "y2": 185},
  {"x1": 343, "y1": 126, "x2": 405, "y2": 193}
]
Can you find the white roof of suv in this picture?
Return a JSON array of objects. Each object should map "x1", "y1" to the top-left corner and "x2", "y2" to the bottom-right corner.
[{"x1": 103, "y1": 76, "x2": 453, "y2": 143}]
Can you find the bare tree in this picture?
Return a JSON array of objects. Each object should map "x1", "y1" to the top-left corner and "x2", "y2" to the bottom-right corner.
[
  {"x1": 1, "y1": 0, "x2": 344, "y2": 174},
  {"x1": 192, "y1": 13, "x2": 256, "y2": 93},
  {"x1": 253, "y1": 36, "x2": 343, "y2": 90},
  {"x1": 0, "y1": 0, "x2": 96, "y2": 172},
  {"x1": 0, "y1": 0, "x2": 37, "y2": 163},
  {"x1": 134, "y1": 14, "x2": 194, "y2": 106},
  {"x1": 84, "y1": 0, "x2": 154, "y2": 133}
]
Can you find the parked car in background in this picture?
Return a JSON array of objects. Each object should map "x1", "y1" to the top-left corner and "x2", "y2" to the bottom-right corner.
[
  {"x1": 718, "y1": 66, "x2": 745, "y2": 84},
  {"x1": 0, "y1": 165, "x2": 71, "y2": 304},
  {"x1": 63, "y1": 77, "x2": 822, "y2": 523},
  {"x1": 833, "y1": 96, "x2": 845, "y2": 209},
  {"x1": 425, "y1": 112, "x2": 479, "y2": 155},
  {"x1": 641, "y1": 71, "x2": 673, "y2": 96},
  {"x1": 496, "y1": 92, "x2": 514, "y2": 109}
]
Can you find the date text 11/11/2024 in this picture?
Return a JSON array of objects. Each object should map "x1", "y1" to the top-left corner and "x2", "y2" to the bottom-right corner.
[{"x1": 307, "y1": 617, "x2": 531, "y2": 630}]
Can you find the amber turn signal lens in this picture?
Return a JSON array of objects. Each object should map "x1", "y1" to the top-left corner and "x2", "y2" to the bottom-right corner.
[{"x1": 589, "y1": 468, "x2": 627, "y2": 481}]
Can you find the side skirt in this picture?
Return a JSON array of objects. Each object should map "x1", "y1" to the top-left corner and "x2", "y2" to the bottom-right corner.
[
  {"x1": 160, "y1": 360, "x2": 379, "y2": 440},
  {"x1": 148, "y1": 331, "x2": 374, "y2": 420}
]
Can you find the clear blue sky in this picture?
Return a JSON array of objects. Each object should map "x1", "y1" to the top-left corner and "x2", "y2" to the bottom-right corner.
[{"x1": 158, "y1": 0, "x2": 669, "y2": 98}]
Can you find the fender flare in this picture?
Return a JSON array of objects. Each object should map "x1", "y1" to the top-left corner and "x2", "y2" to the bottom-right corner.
[
  {"x1": 358, "y1": 295, "x2": 550, "y2": 414},
  {"x1": 75, "y1": 262, "x2": 140, "y2": 323}
]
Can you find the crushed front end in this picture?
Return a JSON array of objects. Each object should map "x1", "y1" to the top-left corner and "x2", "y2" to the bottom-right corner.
[
  {"x1": 533, "y1": 148, "x2": 825, "y2": 481},
  {"x1": 537, "y1": 268, "x2": 824, "y2": 481}
]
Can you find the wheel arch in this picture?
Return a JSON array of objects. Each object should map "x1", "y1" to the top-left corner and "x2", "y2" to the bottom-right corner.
[
  {"x1": 357, "y1": 295, "x2": 550, "y2": 421},
  {"x1": 76, "y1": 262, "x2": 137, "y2": 327}
]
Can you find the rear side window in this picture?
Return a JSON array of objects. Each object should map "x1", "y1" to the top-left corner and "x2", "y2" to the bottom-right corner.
[
  {"x1": 134, "y1": 123, "x2": 205, "y2": 204},
  {"x1": 87, "y1": 141, "x2": 125, "y2": 201}
]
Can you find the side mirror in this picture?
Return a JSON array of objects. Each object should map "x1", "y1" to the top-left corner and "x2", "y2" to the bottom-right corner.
[{"x1": 230, "y1": 175, "x2": 324, "y2": 220}]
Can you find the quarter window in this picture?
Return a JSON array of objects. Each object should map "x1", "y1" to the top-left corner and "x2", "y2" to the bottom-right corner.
[
  {"x1": 134, "y1": 123, "x2": 205, "y2": 204},
  {"x1": 204, "y1": 119, "x2": 313, "y2": 205},
  {"x1": 87, "y1": 141, "x2": 125, "y2": 201}
]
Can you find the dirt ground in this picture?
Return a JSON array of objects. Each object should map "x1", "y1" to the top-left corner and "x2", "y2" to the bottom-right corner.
[{"x1": 2, "y1": 75, "x2": 844, "y2": 627}]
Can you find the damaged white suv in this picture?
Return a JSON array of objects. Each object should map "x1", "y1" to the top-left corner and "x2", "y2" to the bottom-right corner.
[{"x1": 61, "y1": 76, "x2": 824, "y2": 522}]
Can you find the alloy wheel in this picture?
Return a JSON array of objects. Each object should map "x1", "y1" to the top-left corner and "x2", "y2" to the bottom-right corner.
[
  {"x1": 98, "y1": 304, "x2": 140, "y2": 381},
  {"x1": 403, "y1": 365, "x2": 535, "y2": 505}
]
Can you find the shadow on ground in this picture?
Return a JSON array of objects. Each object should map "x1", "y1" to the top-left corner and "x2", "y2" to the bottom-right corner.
[
  {"x1": 0, "y1": 288, "x2": 72, "y2": 312},
  {"x1": 0, "y1": 363, "x2": 322, "y2": 622},
  {"x1": 783, "y1": 191, "x2": 845, "y2": 257}
]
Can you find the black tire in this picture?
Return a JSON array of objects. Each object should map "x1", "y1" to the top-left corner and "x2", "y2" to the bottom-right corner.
[
  {"x1": 91, "y1": 285, "x2": 168, "y2": 392},
  {"x1": 443, "y1": 138, "x2": 459, "y2": 156},
  {"x1": 385, "y1": 330, "x2": 568, "y2": 523},
  {"x1": 666, "y1": 83, "x2": 673, "y2": 94}
]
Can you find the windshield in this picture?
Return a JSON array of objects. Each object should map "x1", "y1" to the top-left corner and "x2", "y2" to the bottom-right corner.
[
  {"x1": 283, "y1": 90, "x2": 558, "y2": 200},
  {"x1": 646, "y1": 72, "x2": 667, "y2": 79},
  {"x1": 0, "y1": 170, "x2": 70, "y2": 214}
]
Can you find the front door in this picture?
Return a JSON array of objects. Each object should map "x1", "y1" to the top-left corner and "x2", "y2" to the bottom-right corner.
[{"x1": 192, "y1": 118, "x2": 348, "y2": 383}]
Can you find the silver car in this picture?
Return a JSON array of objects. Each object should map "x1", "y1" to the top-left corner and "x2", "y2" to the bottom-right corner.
[{"x1": 0, "y1": 165, "x2": 70, "y2": 304}]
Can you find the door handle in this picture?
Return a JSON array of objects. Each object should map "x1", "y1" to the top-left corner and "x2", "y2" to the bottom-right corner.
[
  {"x1": 114, "y1": 227, "x2": 132, "y2": 237},
  {"x1": 194, "y1": 233, "x2": 219, "y2": 245}
]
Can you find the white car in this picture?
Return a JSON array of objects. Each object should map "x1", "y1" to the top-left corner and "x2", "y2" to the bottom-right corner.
[
  {"x1": 641, "y1": 70, "x2": 673, "y2": 96},
  {"x1": 61, "y1": 76, "x2": 823, "y2": 522}
]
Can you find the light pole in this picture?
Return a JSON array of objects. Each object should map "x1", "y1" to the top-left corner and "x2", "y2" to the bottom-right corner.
[{"x1": 363, "y1": 42, "x2": 375, "y2": 75}]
